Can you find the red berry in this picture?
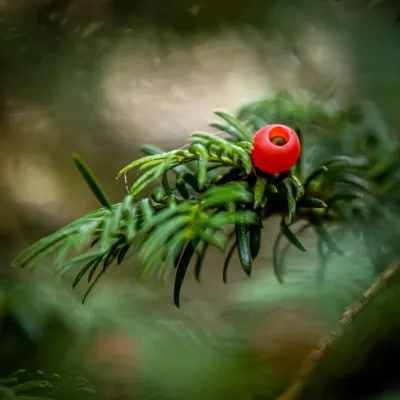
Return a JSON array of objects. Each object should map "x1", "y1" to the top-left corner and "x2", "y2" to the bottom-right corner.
[{"x1": 251, "y1": 124, "x2": 301, "y2": 174}]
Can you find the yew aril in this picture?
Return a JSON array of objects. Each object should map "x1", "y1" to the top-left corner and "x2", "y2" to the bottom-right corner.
[{"x1": 251, "y1": 124, "x2": 301, "y2": 174}]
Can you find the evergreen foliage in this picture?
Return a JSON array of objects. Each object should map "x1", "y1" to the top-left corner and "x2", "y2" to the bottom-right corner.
[{"x1": 12, "y1": 92, "x2": 400, "y2": 307}]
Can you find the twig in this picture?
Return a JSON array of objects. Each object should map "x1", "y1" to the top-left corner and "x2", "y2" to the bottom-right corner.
[
  {"x1": 124, "y1": 172, "x2": 129, "y2": 195},
  {"x1": 276, "y1": 258, "x2": 400, "y2": 400}
]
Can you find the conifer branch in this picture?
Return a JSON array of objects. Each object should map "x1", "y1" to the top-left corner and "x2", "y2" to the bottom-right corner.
[{"x1": 12, "y1": 93, "x2": 400, "y2": 307}]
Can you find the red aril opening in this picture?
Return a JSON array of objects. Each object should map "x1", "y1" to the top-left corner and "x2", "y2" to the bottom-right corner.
[{"x1": 251, "y1": 124, "x2": 301, "y2": 174}]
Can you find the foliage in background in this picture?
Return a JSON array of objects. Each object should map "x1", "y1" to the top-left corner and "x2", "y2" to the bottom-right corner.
[{"x1": 0, "y1": 369, "x2": 96, "y2": 400}]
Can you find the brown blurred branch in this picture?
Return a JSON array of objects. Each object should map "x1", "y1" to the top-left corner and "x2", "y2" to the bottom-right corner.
[{"x1": 276, "y1": 258, "x2": 400, "y2": 400}]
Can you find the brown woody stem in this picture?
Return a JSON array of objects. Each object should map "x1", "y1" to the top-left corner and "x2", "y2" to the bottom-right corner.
[{"x1": 276, "y1": 258, "x2": 400, "y2": 400}]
